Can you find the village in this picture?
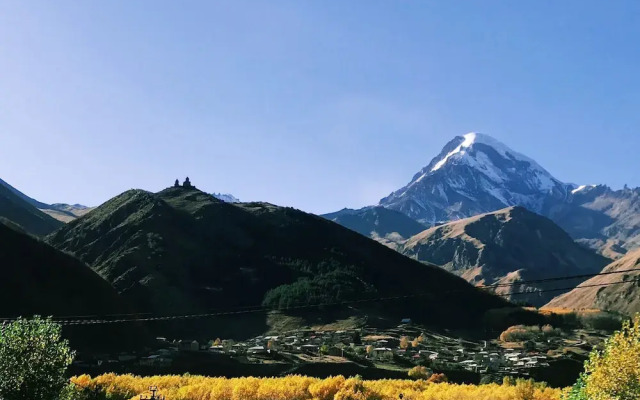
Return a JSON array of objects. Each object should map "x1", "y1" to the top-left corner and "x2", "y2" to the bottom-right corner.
[{"x1": 72, "y1": 320, "x2": 605, "y2": 382}]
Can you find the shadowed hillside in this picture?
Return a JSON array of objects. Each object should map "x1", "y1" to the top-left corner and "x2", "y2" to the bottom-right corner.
[{"x1": 0, "y1": 221, "x2": 141, "y2": 350}]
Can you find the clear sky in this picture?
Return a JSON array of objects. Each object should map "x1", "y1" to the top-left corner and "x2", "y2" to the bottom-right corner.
[{"x1": 1, "y1": 1, "x2": 639, "y2": 214}]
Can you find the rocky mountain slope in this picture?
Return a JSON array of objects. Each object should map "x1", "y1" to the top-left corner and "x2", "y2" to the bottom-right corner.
[
  {"x1": 545, "y1": 248, "x2": 640, "y2": 315},
  {"x1": 399, "y1": 207, "x2": 610, "y2": 306},
  {"x1": 46, "y1": 186, "x2": 512, "y2": 336},
  {"x1": 0, "y1": 178, "x2": 63, "y2": 235},
  {"x1": 547, "y1": 185, "x2": 640, "y2": 258}
]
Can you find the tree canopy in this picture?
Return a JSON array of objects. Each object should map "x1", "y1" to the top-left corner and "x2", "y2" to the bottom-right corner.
[
  {"x1": 566, "y1": 314, "x2": 640, "y2": 400},
  {"x1": 0, "y1": 317, "x2": 74, "y2": 400}
]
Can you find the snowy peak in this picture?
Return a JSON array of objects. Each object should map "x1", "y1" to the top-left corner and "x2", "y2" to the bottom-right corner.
[
  {"x1": 212, "y1": 193, "x2": 241, "y2": 203},
  {"x1": 379, "y1": 132, "x2": 571, "y2": 224},
  {"x1": 413, "y1": 132, "x2": 557, "y2": 190}
]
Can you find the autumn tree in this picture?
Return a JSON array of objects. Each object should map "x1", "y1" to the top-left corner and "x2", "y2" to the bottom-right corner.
[
  {"x1": 365, "y1": 345, "x2": 374, "y2": 355},
  {"x1": 0, "y1": 317, "x2": 75, "y2": 400},
  {"x1": 411, "y1": 338, "x2": 420, "y2": 348},
  {"x1": 427, "y1": 373, "x2": 448, "y2": 383},
  {"x1": 399, "y1": 336, "x2": 409, "y2": 349},
  {"x1": 408, "y1": 365, "x2": 431, "y2": 380},
  {"x1": 213, "y1": 338, "x2": 222, "y2": 346},
  {"x1": 579, "y1": 314, "x2": 640, "y2": 400}
]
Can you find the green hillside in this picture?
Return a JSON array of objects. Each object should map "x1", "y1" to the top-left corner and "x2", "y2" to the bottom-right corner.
[{"x1": 46, "y1": 186, "x2": 513, "y2": 337}]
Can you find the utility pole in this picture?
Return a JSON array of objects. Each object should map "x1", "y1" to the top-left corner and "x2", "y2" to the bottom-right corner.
[{"x1": 140, "y1": 386, "x2": 165, "y2": 400}]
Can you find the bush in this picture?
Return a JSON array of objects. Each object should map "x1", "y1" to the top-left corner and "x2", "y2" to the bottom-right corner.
[
  {"x1": 407, "y1": 366, "x2": 431, "y2": 380},
  {"x1": 579, "y1": 313, "x2": 623, "y2": 331},
  {"x1": 499, "y1": 324, "x2": 562, "y2": 342},
  {"x1": 426, "y1": 373, "x2": 448, "y2": 383}
]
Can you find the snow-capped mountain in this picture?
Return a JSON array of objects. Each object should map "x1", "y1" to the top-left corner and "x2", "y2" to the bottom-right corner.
[
  {"x1": 379, "y1": 132, "x2": 573, "y2": 225},
  {"x1": 212, "y1": 193, "x2": 241, "y2": 203}
]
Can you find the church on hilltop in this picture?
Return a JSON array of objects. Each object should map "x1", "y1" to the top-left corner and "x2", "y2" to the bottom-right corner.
[{"x1": 174, "y1": 177, "x2": 196, "y2": 189}]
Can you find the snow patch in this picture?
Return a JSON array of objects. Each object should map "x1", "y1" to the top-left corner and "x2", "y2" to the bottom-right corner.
[
  {"x1": 430, "y1": 132, "x2": 477, "y2": 173},
  {"x1": 571, "y1": 185, "x2": 596, "y2": 194},
  {"x1": 212, "y1": 193, "x2": 241, "y2": 203}
]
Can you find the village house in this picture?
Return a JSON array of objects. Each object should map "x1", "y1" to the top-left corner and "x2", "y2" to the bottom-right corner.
[
  {"x1": 178, "y1": 340, "x2": 199, "y2": 352},
  {"x1": 372, "y1": 347, "x2": 394, "y2": 361},
  {"x1": 139, "y1": 355, "x2": 172, "y2": 368}
]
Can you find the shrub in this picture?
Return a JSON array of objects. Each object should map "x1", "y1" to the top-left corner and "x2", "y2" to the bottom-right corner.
[
  {"x1": 407, "y1": 366, "x2": 431, "y2": 380},
  {"x1": 426, "y1": 373, "x2": 448, "y2": 383}
]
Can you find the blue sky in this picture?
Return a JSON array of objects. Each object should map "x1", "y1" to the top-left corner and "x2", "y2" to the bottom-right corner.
[{"x1": 1, "y1": 1, "x2": 639, "y2": 214}]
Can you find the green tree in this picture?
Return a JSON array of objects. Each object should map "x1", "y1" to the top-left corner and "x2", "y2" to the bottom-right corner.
[{"x1": 0, "y1": 317, "x2": 75, "y2": 400}]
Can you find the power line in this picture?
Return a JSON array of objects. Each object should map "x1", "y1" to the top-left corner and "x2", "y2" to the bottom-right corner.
[
  {"x1": 36, "y1": 266, "x2": 640, "y2": 321},
  {"x1": 4, "y1": 276, "x2": 639, "y2": 326},
  {"x1": 476, "y1": 267, "x2": 640, "y2": 289}
]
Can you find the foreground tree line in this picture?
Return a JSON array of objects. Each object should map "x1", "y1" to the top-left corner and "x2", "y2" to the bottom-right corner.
[{"x1": 2, "y1": 315, "x2": 640, "y2": 399}]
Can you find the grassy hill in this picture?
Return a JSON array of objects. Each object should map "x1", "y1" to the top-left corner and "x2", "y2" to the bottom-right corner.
[
  {"x1": 0, "y1": 178, "x2": 63, "y2": 235},
  {"x1": 46, "y1": 186, "x2": 514, "y2": 338},
  {"x1": 399, "y1": 207, "x2": 610, "y2": 306}
]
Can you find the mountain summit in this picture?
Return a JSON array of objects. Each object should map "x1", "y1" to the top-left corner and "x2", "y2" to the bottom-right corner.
[{"x1": 379, "y1": 133, "x2": 572, "y2": 225}]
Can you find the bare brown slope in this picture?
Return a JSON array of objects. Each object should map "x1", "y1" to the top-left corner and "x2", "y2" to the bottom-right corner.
[
  {"x1": 40, "y1": 204, "x2": 94, "y2": 223},
  {"x1": 545, "y1": 248, "x2": 640, "y2": 315},
  {"x1": 400, "y1": 206, "x2": 610, "y2": 306}
]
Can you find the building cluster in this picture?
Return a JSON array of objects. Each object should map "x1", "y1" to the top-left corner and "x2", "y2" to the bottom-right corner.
[{"x1": 72, "y1": 322, "x2": 594, "y2": 377}]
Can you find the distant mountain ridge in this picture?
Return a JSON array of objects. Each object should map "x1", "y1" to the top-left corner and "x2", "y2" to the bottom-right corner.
[
  {"x1": 322, "y1": 206, "x2": 427, "y2": 248},
  {"x1": 326, "y1": 132, "x2": 640, "y2": 258}
]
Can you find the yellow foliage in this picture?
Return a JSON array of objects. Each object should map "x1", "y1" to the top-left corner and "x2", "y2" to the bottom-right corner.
[
  {"x1": 583, "y1": 313, "x2": 640, "y2": 400},
  {"x1": 408, "y1": 366, "x2": 430, "y2": 380},
  {"x1": 70, "y1": 373, "x2": 564, "y2": 400}
]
